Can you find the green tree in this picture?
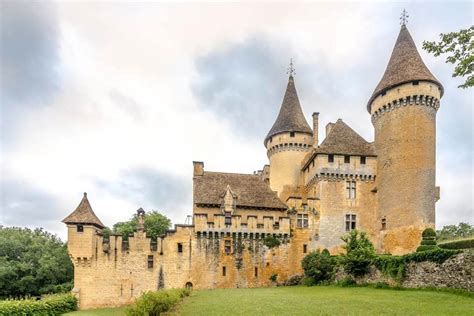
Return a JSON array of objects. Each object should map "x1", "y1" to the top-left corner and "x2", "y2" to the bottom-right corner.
[
  {"x1": 437, "y1": 222, "x2": 474, "y2": 241},
  {"x1": 0, "y1": 227, "x2": 73, "y2": 298},
  {"x1": 423, "y1": 26, "x2": 474, "y2": 88},
  {"x1": 341, "y1": 230, "x2": 376, "y2": 277},
  {"x1": 113, "y1": 210, "x2": 171, "y2": 240}
]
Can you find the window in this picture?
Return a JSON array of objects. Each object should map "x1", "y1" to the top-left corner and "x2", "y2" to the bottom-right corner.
[
  {"x1": 346, "y1": 181, "x2": 356, "y2": 199},
  {"x1": 254, "y1": 267, "x2": 258, "y2": 277},
  {"x1": 345, "y1": 214, "x2": 356, "y2": 232},
  {"x1": 413, "y1": 80, "x2": 419, "y2": 85},
  {"x1": 147, "y1": 255, "x2": 153, "y2": 269},
  {"x1": 297, "y1": 214, "x2": 309, "y2": 228},
  {"x1": 328, "y1": 154, "x2": 334, "y2": 163},
  {"x1": 303, "y1": 244, "x2": 307, "y2": 253},
  {"x1": 360, "y1": 156, "x2": 366, "y2": 165},
  {"x1": 344, "y1": 155, "x2": 350, "y2": 163},
  {"x1": 381, "y1": 90, "x2": 386, "y2": 96},
  {"x1": 225, "y1": 240, "x2": 231, "y2": 254},
  {"x1": 290, "y1": 132, "x2": 295, "y2": 137},
  {"x1": 177, "y1": 243, "x2": 183, "y2": 253},
  {"x1": 225, "y1": 212, "x2": 232, "y2": 225},
  {"x1": 381, "y1": 217, "x2": 387, "y2": 230},
  {"x1": 77, "y1": 225, "x2": 84, "y2": 232},
  {"x1": 273, "y1": 222, "x2": 280, "y2": 230},
  {"x1": 222, "y1": 266, "x2": 226, "y2": 276}
]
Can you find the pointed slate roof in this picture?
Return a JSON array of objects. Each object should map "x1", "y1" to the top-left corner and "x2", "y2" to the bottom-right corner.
[
  {"x1": 367, "y1": 25, "x2": 443, "y2": 112},
  {"x1": 62, "y1": 193, "x2": 105, "y2": 229},
  {"x1": 265, "y1": 75, "x2": 313, "y2": 145},
  {"x1": 314, "y1": 119, "x2": 376, "y2": 156}
]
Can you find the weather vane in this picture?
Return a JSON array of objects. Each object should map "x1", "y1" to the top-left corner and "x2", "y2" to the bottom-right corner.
[
  {"x1": 400, "y1": 9, "x2": 409, "y2": 26},
  {"x1": 287, "y1": 58, "x2": 296, "y2": 77}
]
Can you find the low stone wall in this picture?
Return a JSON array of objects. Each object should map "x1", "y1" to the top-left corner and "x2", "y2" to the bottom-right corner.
[{"x1": 335, "y1": 251, "x2": 474, "y2": 291}]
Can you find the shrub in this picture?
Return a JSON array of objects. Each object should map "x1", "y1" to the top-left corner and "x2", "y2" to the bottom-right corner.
[
  {"x1": 282, "y1": 274, "x2": 303, "y2": 286},
  {"x1": 373, "y1": 255, "x2": 406, "y2": 281},
  {"x1": 438, "y1": 238, "x2": 474, "y2": 249},
  {"x1": 421, "y1": 239, "x2": 437, "y2": 246},
  {"x1": 341, "y1": 230, "x2": 376, "y2": 277},
  {"x1": 269, "y1": 274, "x2": 278, "y2": 283},
  {"x1": 126, "y1": 288, "x2": 190, "y2": 316},
  {"x1": 301, "y1": 250, "x2": 336, "y2": 284},
  {"x1": 263, "y1": 235, "x2": 281, "y2": 248},
  {"x1": 416, "y1": 245, "x2": 438, "y2": 252},
  {"x1": 0, "y1": 293, "x2": 77, "y2": 315},
  {"x1": 335, "y1": 277, "x2": 357, "y2": 287},
  {"x1": 422, "y1": 228, "x2": 437, "y2": 238},
  {"x1": 321, "y1": 248, "x2": 330, "y2": 256}
]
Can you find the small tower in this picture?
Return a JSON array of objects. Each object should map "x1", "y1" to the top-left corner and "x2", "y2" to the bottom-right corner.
[
  {"x1": 368, "y1": 19, "x2": 443, "y2": 254},
  {"x1": 265, "y1": 63, "x2": 313, "y2": 196},
  {"x1": 62, "y1": 193, "x2": 105, "y2": 259}
]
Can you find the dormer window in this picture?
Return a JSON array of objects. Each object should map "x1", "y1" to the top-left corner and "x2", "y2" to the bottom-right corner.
[
  {"x1": 290, "y1": 132, "x2": 295, "y2": 137},
  {"x1": 77, "y1": 225, "x2": 84, "y2": 232}
]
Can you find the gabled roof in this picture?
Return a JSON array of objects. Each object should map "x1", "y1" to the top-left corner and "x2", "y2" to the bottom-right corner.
[
  {"x1": 314, "y1": 119, "x2": 376, "y2": 157},
  {"x1": 265, "y1": 75, "x2": 312, "y2": 145},
  {"x1": 193, "y1": 171, "x2": 287, "y2": 210},
  {"x1": 62, "y1": 193, "x2": 105, "y2": 229},
  {"x1": 367, "y1": 25, "x2": 443, "y2": 111}
]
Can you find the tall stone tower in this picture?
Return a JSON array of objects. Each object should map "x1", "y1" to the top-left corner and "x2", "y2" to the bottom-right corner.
[
  {"x1": 265, "y1": 70, "x2": 313, "y2": 196},
  {"x1": 368, "y1": 24, "x2": 443, "y2": 254}
]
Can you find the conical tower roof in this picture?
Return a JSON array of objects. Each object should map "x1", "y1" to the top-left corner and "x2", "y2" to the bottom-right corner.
[
  {"x1": 265, "y1": 75, "x2": 312, "y2": 145},
  {"x1": 62, "y1": 193, "x2": 105, "y2": 229},
  {"x1": 367, "y1": 25, "x2": 443, "y2": 112}
]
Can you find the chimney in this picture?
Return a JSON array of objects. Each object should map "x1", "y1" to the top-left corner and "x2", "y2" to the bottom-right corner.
[
  {"x1": 193, "y1": 161, "x2": 204, "y2": 176},
  {"x1": 326, "y1": 123, "x2": 335, "y2": 137},
  {"x1": 312, "y1": 112, "x2": 319, "y2": 147}
]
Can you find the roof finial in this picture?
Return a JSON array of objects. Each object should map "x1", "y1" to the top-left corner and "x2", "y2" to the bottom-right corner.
[
  {"x1": 400, "y1": 9, "x2": 409, "y2": 26},
  {"x1": 287, "y1": 58, "x2": 296, "y2": 77}
]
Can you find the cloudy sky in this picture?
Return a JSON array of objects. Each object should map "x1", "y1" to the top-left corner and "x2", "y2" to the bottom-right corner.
[{"x1": 1, "y1": 1, "x2": 472, "y2": 240}]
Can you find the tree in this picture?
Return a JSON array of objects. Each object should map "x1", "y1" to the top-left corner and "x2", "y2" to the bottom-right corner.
[
  {"x1": 341, "y1": 230, "x2": 376, "y2": 277},
  {"x1": 0, "y1": 227, "x2": 73, "y2": 298},
  {"x1": 422, "y1": 26, "x2": 474, "y2": 88},
  {"x1": 437, "y1": 222, "x2": 474, "y2": 241},
  {"x1": 301, "y1": 249, "x2": 336, "y2": 284},
  {"x1": 113, "y1": 210, "x2": 171, "y2": 240}
]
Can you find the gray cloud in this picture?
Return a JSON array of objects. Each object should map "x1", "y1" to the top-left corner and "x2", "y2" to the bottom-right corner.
[
  {"x1": 0, "y1": 178, "x2": 63, "y2": 230},
  {"x1": 0, "y1": 1, "x2": 60, "y2": 110},
  {"x1": 192, "y1": 37, "x2": 294, "y2": 140},
  {"x1": 96, "y1": 168, "x2": 192, "y2": 223}
]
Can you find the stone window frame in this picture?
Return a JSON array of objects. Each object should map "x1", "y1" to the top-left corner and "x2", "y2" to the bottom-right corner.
[
  {"x1": 76, "y1": 225, "x2": 84, "y2": 233},
  {"x1": 344, "y1": 155, "x2": 350, "y2": 164},
  {"x1": 346, "y1": 180, "x2": 356, "y2": 199},
  {"x1": 303, "y1": 244, "x2": 307, "y2": 253},
  {"x1": 296, "y1": 213, "x2": 309, "y2": 228},
  {"x1": 345, "y1": 214, "x2": 357, "y2": 232},
  {"x1": 328, "y1": 154, "x2": 334, "y2": 163},
  {"x1": 381, "y1": 217, "x2": 387, "y2": 230},
  {"x1": 177, "y1": 243, "x2": 183, "y2": 253},
  {"x1": 360, "y1": 156, "x2": 366, "y2": 165},
  {"x1": 222, "y1": 266, "x2": 226, "y2": 276},
  {"x1": 224, "y1": 240, "x2": 231, "y2": 255},
  {"x1": 224, "y1": 212, "x2": 232, "y2": 226},
  {"x1": 147, "y1": 255, "x2": 154, "y2": 269}
]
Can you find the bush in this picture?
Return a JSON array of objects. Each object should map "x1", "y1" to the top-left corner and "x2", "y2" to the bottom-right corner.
[
  {"x1": 263, "y1": 235, "x2": 281, "y2": 248},
  {"x1": 422, "y1": 228, "x2": 437, "y2": 238},
  {"x1": 421, "y1": 239, "x2": 437, "y2": 246},
  {"x1": 282, "y1": 274, "x2": 303, "y2": 286},
  {"x1": 335, "y1": 277, "x2": 357, "y2": 287},
  {"x1": 341, "y1": 230, "x2": 376, "y2": 277},
  {"x1": 126, "y1": 288, "x2": 190, "y2": 316},
  {"x1": 416, "y1": 245, "x2": 438, "y2": 252},
  {"x1": 373, "y1": 255, "x2": 406, "y2": 281},
  {"x1": 269, "y1": 274, "x2": 278, "y2": 283},
  {"x1": 301, "y1": 250, "x2": 336, "y2": 284},
  {"x1": 0, "y1": 293, "x2": 77, "y2": 315},
  {"x1": 438, "y1": 238, "x2": 474, "y2": 249}
]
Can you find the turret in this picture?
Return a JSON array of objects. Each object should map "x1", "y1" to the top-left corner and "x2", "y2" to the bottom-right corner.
[
  {"x1": 265, "y1": 64, "x2": 313, "y2": 196},
  {"x1": 62, "y1": 193, "x2": 105, "y2": 259},
  {"x1": 368, "y1": 21, "x2": 443, "y2": 254}
]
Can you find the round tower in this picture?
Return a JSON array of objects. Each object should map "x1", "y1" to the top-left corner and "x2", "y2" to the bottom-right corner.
[
  {"x1": 265, "y1": 72, "x2": 313, "y2": 196},
  {"x1": 368, "y1": 24, "x2": 443, "y2": 254}
]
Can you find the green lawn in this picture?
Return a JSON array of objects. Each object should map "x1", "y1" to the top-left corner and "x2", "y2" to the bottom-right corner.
[
  {"x1": 173, "y1": 286, "x2": 473, "y2": 315},
  {"x1": 64, "y1": 286, "x2": 473, "y2": 316},
  {"x1": 64, "y1": 307, "x2": 126, "y2": 315}
]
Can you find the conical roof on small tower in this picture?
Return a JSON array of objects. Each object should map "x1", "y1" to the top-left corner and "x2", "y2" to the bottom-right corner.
[
  {"x1": 265, "y1": 74, "x2": 312, "y2": 145},
  {"x1": 367, "y1": 24, "x2": 444, "y2": 112},
  {"x1": 62, "y1": 193, "x2": 105, "y2": 229}
]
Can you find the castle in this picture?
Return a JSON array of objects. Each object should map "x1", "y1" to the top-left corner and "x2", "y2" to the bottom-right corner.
[{"x1": 63, "y1": 24, "x2": 443, "y2": 309}]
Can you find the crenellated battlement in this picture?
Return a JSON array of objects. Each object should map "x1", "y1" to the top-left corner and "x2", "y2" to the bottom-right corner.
[{"x1": 371, "y1": 94, "x2": 440, "y2": 123}]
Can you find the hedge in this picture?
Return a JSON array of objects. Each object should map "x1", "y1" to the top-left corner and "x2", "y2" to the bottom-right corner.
[
  {"x1": 438, "y1": 238, "x2": 474, "y2": 250},
  {"x1": 0, "y1": 293, "x2": 77, "y2": 315},
  {"x1": 126, "y1": 288, "x2": 191, "y2": 316}
]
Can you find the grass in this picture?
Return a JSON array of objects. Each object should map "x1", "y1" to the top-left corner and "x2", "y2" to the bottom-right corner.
[
  {"x1": 172, "y1": 286, "x2": 473, "y2": 315},
  {"x1": 63, "y1": 307, "x2": 126, "y2": 315}
]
